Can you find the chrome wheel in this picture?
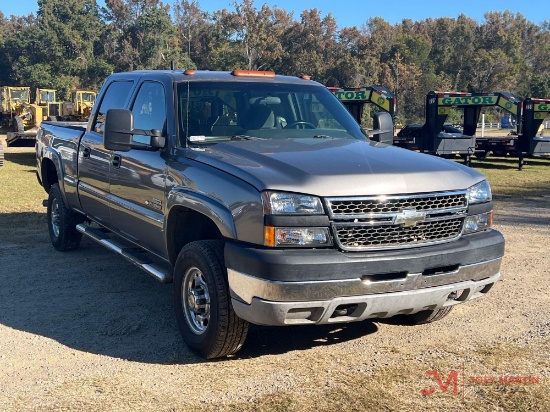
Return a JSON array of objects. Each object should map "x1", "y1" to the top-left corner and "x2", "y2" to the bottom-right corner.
[
  {"x1": 182, "y1": 266, "x2": 211, "y2": 335},
  {"x1": 50, "y1": 197, "x2": 60, "y2": 239}
]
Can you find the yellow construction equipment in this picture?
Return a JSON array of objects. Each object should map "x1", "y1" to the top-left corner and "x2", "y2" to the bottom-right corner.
[
  {"x1": 61, "y1": 90, "x2": 97, "y2": 121},
  {"x1": 34, "y1": 88, "x2": 63, "y2": 123},
  {"x1": 0, "y1": 86, "x2": 32, "y2": 131}
]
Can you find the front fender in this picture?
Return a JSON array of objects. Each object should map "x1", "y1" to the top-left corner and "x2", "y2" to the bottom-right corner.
[{"x1": 166, "y1": 187, "x2": 237, "y2": 239}]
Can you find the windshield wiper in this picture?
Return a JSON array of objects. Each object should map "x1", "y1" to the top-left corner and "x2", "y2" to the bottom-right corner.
[
  {"x1": 230, "y1": 135, "x2": 266, "y2": 140},
  {"x1": 312, "y1": 135, "x2": 335, "y2": 139}
]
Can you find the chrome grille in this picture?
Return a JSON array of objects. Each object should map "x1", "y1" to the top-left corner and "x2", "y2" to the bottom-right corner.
[
  {"x1": 326, "y1": 191, "x2": 467, "y2": 251},
  {"x1": 328, "y1": 193, "x2": 466, "y2": 216}
]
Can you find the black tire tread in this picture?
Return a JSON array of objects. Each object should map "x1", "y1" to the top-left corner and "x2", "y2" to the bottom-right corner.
[
  {"x1": 174, "y1": 240, "x2": 248, "y2": 359},
  {"x1": 207, "y1": 240, "x2": 249, "y2": 358},
  {"x1": 47, "y1": 183, "x2": 83, "y2": 251},
  {"x1": 408, "y1": 305, "x2": 454, "y2": 325}
]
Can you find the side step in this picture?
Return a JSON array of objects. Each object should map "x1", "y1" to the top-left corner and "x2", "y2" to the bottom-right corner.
[{"x1": 76, "y1": 224, "x2": 173, "y2": 283}]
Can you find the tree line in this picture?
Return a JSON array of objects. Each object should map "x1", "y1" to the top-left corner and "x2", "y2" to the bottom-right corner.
[{"x1": 1, "y1": 0, "x2": 549, "y2": 124}]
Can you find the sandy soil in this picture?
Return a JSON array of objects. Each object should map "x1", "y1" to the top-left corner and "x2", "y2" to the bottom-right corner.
[{"x1": 0, "y1": 147, "x2": 549, "y2": 410}]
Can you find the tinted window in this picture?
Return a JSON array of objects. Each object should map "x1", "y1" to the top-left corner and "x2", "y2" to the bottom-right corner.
[
  {"x1": 177, "y1": 81, "x2": 365, "y2": 145},
  {"x1": 92, "y1": 81, "x2": 134, "y2": 134},
  {"x1": 130, "y1": 82, "x2": 166, "y2": 145}
]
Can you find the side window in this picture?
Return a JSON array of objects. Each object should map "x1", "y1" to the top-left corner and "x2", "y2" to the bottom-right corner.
[
  {"x1": 130, "y1": 82, "x2": 166, "y2": 145},
  {"x1": 92, "y1": 81, "x2": 134, "y2": 134}
]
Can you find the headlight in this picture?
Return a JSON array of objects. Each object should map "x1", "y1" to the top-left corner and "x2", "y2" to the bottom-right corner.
[
  {"x1": 263, "y1": 191, "x2": 324, "y2": 214},
  {"x1": 264, "y1": 227, "x2": 332, "y2": 247},
  {"x1": 467, "y1": 180, "x2": 492, "y2": 204}
]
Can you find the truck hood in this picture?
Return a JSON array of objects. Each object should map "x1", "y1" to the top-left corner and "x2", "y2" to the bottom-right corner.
[{"x1": 188, "y1": 138, "x2": 485, "y2": 196}]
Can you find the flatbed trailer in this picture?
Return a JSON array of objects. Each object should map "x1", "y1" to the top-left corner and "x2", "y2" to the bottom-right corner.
[
  {"x1": 6, "y1": 129, "x2": 38, "y2": 147},
  {"x1": 474, "y1": 135, "x2": 518, "y2": 157},
  {"x1": 395, "y1": 91, "x2": 521, "y2": 164},
  {"x1": 475, "y1": 97, "x2": 550, "y2": 169}
]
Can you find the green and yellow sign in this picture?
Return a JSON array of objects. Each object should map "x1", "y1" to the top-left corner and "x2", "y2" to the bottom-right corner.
[
  {"x1": 438, "y1": 96, "x2": 498, "y2": 106},
  {"x1": 333, "y1": 90, "x2": 369, "y2": 101},
  {"x1": 333, "y1": 89, "x2": 391, "y2": 112}
]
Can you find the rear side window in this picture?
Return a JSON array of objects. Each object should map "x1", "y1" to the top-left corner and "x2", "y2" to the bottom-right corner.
[{"x1": 92, "y1": 81, "x2": 134, "y2": 134}]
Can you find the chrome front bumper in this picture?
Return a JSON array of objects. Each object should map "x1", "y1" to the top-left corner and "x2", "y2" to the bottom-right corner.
[{"x1": 228, "y1": 258, "x2": 502, "y2": 326}]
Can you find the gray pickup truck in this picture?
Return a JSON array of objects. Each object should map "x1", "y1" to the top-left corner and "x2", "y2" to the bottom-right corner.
[{"x1": 36, "y1": 69, "x2": 504, "y2": 359}]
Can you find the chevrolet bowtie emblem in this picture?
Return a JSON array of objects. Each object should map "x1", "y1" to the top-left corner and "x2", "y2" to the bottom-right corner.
[{"x1": 394, "y1": 209, "x2": 426, "y2": 227}]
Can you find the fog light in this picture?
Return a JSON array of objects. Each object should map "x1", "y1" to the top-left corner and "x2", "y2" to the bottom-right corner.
[{"x1": 464, "y1": 212, "x2": 492, "y2": 233}]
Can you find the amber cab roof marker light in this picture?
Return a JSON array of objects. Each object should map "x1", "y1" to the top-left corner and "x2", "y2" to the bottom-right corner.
[
  {"x1": 184, "y1": 69, "x2": 196, "y2": 76},
  {"x1": 231, "y1": 70, "x2": 276, "y2": 77},
  {"x1": 300, "y1": 74, "x2": 311, "y2": 80}
]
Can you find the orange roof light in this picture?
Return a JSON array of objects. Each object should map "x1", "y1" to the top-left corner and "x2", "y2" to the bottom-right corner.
[
  {"x1": 300, "y1": 74, "x2": 311, "y2": 80},
  {"x1": 231, "y1": 70, "x2": 275, "y2": 77},
  {"x1": 184, "y1": 69, "x2": 195, "y2": 75}
]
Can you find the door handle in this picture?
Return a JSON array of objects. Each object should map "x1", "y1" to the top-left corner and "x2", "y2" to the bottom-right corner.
[
  {"x1": 112, "y1": 154, "x2": 122, "y2": 169},
  {"x1": 82, "y1": 147, "x2": 91, "y2": 159}
]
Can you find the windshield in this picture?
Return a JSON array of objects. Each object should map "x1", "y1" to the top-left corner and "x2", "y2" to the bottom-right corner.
[
  {"x1": 81, "y1": 92, "x2": 96, "y2": 103},
  {"x1": 177, "y1": 81, "x2": 365, "y2": 145},
  {"x1": 39, "y1": 91, "x2": 56, "y2": 103},
  {"x1": 10, "y1": 89, "x2": 30, "y2": 103}
]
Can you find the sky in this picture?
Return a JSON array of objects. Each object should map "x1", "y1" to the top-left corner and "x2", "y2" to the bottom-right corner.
[{"x1": 1, "y1": 0, "x2": 547, "y2": 27}]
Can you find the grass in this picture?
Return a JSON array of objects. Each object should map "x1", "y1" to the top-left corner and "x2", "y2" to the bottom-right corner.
[
  {"x1": 469, "y1": 156, "x2": 550, "y2": 199},
  {"x1": 0, "y1": 138, "x2": 49, "y2": 245}
]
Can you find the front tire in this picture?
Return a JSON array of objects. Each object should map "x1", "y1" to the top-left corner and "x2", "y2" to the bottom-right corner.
[
  {"x1": 405, "y1": 306, "x2": 454, "y2": 325},
  {"x1": 47, "y1": 183, "x2": 83, "y2": 251},
  {"x1": 173, "y1": 240, "x2": 248, "y2": 359}
]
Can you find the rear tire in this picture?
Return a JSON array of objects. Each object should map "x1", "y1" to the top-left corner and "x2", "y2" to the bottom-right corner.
[
  {"x1": 47, "y1": 183, "x2": 83, "y2": 251},
  {"x1": 405, "y1": 306, "x2": 454, "y2": 325},
  {"x1": 173, "y1": 240, "x2": 248, "y2": 359}
]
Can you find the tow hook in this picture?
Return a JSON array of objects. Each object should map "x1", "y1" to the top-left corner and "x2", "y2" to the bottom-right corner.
[{"x1": 42, "y1": 199, "x2": 48, "y2": 207}]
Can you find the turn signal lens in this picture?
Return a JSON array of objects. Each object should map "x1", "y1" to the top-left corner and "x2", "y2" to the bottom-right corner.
[{"x1": 264, "y1": 226, "x2": 332, "y2": 247}]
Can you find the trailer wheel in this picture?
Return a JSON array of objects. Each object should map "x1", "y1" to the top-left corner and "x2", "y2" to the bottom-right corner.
[
  {"x1": 47, "y1": 183, "x2": 83, "y2": 251},
  {"x1": 173, "y1": 240, "x2": 248, "y2": 359},
  {"x1": 475, "y1": 151, "x2": 492, "y2": 159},
  {"x1": 404, "y1": 306, "x2": 454, "y2": 325}
]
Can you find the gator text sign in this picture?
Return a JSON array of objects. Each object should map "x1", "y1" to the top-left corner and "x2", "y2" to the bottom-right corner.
[{"x1": 438, "y1": 96, "x2": 497, "y2": 106}]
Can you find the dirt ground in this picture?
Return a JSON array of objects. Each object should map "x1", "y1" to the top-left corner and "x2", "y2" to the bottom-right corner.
[{"x1": 0, "y1": 143, "x2": 549, "y2": 411}]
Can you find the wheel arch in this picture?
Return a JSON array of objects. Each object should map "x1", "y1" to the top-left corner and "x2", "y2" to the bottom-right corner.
[
  {"x1": 166, "y1": 189, "x2": 237, "y2": 266},
  {"x1": 41, "y1": 155, "x2": 61, "y2": 194}
]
